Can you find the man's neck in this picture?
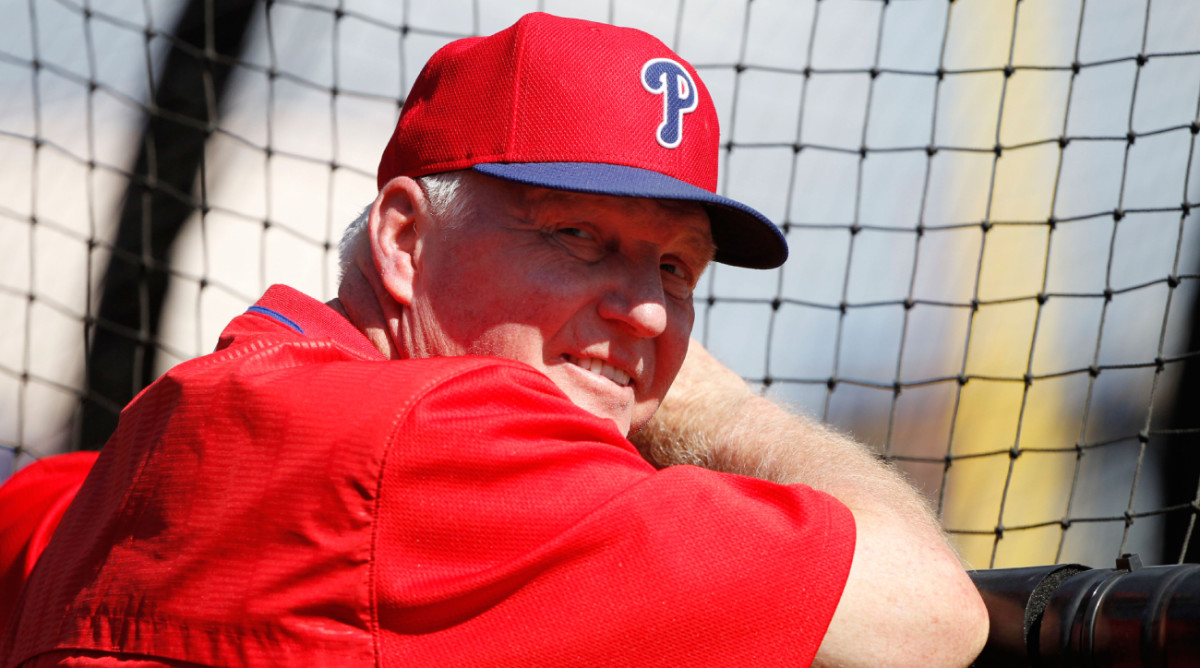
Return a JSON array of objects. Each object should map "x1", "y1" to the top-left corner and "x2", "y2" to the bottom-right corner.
[{"x1": 332, "y1": 267, "x2": 403, "y2": 359}]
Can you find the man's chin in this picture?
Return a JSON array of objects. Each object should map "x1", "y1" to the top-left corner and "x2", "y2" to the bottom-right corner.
[
  {"x1": 562, "y1": 393, "x2": 634, "y2": 438},
  {"x1": 597, "y1": 411, "x2": 632, "y2": 439}
]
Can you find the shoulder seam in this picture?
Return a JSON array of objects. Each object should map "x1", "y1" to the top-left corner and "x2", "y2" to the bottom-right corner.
[{"x1": 364, "y1": 357, "x2": 547, "y2": 660}]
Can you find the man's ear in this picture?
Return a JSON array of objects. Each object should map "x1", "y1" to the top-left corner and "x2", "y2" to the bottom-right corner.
[{"x1": 369, "y1": 176, "x2": 428, "y2": 306}]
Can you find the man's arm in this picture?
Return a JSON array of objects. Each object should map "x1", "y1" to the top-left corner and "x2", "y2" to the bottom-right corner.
[{"x1": 632, "y1": 339, "x2": 989, "y2": 668}]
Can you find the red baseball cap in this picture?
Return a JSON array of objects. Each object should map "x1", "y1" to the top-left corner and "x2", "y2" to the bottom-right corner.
[{"x1": 377, "y1": 12, "x2": 787, "y2": 269}]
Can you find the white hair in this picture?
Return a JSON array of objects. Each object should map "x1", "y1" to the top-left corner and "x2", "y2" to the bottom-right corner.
[{"x1": 337, "y1": 171, "x2": 476, "y2": 277}]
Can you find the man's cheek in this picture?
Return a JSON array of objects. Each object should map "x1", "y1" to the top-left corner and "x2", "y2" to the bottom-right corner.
[{"x1": 661, "y1": 333, "x2": 691, "y2": 384}]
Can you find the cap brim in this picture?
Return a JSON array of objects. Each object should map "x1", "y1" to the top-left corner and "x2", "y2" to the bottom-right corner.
[{"x1": 472, "y1": 162, "x2": 787, "y2": 269}]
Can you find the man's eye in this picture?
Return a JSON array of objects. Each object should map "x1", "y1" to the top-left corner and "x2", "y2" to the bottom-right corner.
[
  {"x1": 557, "y1": 227, "x2": 593, "y2": 240},
  {"x1": 661, "y1": 262, "x2": 687, "y2": 279}
]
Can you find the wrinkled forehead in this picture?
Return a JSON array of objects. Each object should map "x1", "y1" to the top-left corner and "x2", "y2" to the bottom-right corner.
[{"x1": 513, "y1": 184, "x2": 717, "y2": 263}]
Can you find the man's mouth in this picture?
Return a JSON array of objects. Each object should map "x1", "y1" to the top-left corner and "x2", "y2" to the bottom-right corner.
[{"x1": 564, "y1": 354, "x2": 632, "y2": 387}]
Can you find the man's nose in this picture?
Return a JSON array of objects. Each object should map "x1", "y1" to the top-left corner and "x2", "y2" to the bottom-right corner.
[{"x1": 597, "y1": 262, "x2": 668, "y2": 338}]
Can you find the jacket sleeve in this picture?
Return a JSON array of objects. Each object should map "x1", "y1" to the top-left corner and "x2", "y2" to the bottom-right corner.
[
  {"x1": 0, "y1": 451, "x2": 99, "y2": 638},
  {"x1": 373, "y1": 362, "x2": 855, "y2": 668}
]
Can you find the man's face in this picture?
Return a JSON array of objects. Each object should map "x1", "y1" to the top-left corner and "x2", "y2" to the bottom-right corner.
[{"x1": 402, "y1": 175, "x2": 714, "y2": 436}]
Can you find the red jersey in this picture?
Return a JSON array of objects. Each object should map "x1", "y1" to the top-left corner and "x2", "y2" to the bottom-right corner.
[
  {"x1": 3, "y1": 285, "x2": 854, "y2": 667},
  {"x1": 0, "y1": 451, "x2": 99, "y2": 639}
]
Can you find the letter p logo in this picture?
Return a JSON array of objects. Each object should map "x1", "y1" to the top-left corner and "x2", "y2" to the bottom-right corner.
[{"x1": 641, "y1": 58, "x2": 699, "y2": 149}]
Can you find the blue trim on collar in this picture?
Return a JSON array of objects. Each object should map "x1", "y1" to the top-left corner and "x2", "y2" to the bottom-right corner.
[{"x1": 246, "y1": 305, "x2": 304, "y2": 334}]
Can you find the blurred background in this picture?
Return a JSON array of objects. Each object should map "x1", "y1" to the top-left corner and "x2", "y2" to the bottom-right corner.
[{"x1": 0, "y1": 0, "x2": 1197, "y2": 570}]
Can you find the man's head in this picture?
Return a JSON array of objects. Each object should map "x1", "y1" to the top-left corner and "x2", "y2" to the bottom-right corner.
[{"x1": 338, "y1": 13, "x2": 786, "y2": 436}]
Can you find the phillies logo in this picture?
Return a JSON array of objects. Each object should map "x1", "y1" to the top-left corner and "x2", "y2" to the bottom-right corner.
[{"x1": 641, "y1": 58, "x2": 698, "y2": 149}]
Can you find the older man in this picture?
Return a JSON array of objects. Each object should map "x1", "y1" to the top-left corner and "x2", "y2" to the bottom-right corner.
[{"x1": 1, "y1": 13, "x2": 986, "y2": 667}]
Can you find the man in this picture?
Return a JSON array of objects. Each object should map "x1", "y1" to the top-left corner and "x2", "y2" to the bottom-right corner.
[{"x1": 1, "y1": 13, "x2": 987, "y2": 667}]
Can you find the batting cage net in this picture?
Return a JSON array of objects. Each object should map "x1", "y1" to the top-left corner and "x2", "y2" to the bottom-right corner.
[{"x1": 1, "y1": 0, "x2": 1198, "y2": 572}]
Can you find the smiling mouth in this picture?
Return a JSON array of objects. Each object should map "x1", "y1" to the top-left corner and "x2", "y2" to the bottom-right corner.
[{"x1": 564, "y1": 354, "x2": 632, "y2": 387}]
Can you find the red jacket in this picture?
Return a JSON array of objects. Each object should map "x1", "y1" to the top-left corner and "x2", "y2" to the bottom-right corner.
[
  {"x1": 0, "y1": 451, "x2": 98, "y2": 638},
  {"x1": 3, "y1": 285, "x2": 853, "y2": 667}
]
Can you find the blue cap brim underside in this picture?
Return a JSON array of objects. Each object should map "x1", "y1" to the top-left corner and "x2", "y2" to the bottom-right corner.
[{"x1": 472, "y1": 162, "x2": 788, "y2": 270}]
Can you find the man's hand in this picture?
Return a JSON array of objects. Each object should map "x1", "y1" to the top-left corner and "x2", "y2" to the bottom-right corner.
[{"x1": 633, "y1": 339, "x2": 989, "y2": 668}]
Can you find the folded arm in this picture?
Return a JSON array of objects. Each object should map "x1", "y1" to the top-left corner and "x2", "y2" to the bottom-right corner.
[{"x1": 632, "y1": 339, "x2": 989, "y2": 668}]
